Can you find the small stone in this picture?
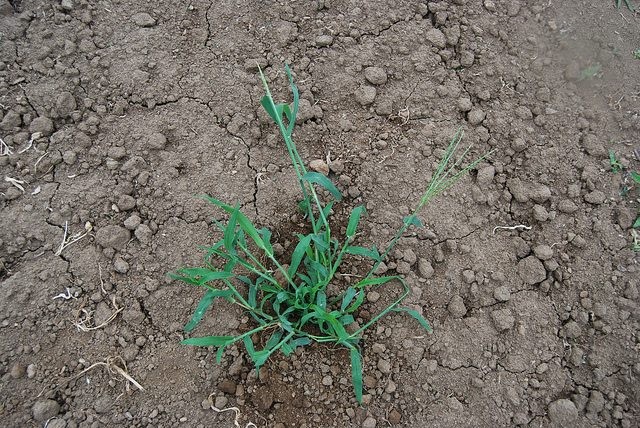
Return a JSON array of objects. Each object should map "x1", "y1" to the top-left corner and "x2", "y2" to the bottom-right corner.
[
  {"x1": 32, "y1": 399, "x2": 61, "y2": 422},
  {"x1": 214, "y1": 395, "x2": 229, "y2": 409},
  {"x1": 425, "y1": 28, "x2": 446, "y2": 48},
  {"x1": 457, "y1": 98, "x2": 473, "y2": 112},
  {"x1": 29, "y1": 117, "x2": 54, "y2": 136},
  {"x1": 493, "y1": 286, "x2": 511, "y2": 302},
  {"x1": 309, "y1": 159, "x2": 329, "y2": 176},
  {"x1": 476, "y1": 165, "x2": 495, "y2": 188},
  {"x1": 372, "y1": 343, "x2": 386, "y2": 354},
  {"x1": 367, "y1": 291, "x2": 380, "y2": 303},
  {"x1": 584, "y1": 190, "x2": 605, "y2": 205},
  {"x1": 62, "y1": 150, "x2": 77, "y2": 165},
  {"x1": 0, "y1": 110, "x2": 22, "y2": 130},
  {"x1": 362, "y1": 416, "x2": 377, "y2": 428},
  {"x1": 418, "y1": 258, "x2": 434, "y2": 278},
  {"x1": 563, "y1": 321, "x2": 582, "y2": 339},
  {"x1": 467, "y1": 109, "x2": 486, "y2": 125},
  {"x1": 447, "y1": 295, "x2": 467, "y2": 318},
  {"x1": 530, "y1": 184, "x2": 552, "y2": 203},
  {"x1": 388, "y1": 409, "x2": 401, "y2": 424},
  {"x1": 355, "y1": 86, "x2": 377, "y2": 106},
  {"x1": 364, "y1": 67, "x2": 387, "y2": 85},
  {"x1": 94, "y1": 396, "x2": 111, "y2": 414},
  {"x1": 533, "y1": 204, "x2": 549, "y2": 221},
  {"x1": 329, "y1": 159, "x2": 344, "y2": 174},
  {"x1": 462, "y1": 269, "x2": 475, "y2": 284},
  {"x1": 55, "y1": 91, "x2": 77, "y2": 116},
  {"x1": 316, "y1": 35, "x2": 334, "y2": 47},
  {"x1": 108, "y1": 146, "x2": 127, "y2": 160},
  {"x1": 322, "y1": 375, "x2": 333, "y2": 386},
  {"x1": 403, "y1": 248, "x2": 417, "y2": 265},
  {"x1": 117, "y1": 194, "x2": 136, "y2": 211},
  {"x1": 533, "y1": 244, "x2": 553, "y2": 261},
  {"x1": 491, "y1": 308, "x2": 515, "y2": 331},
  {"x1": 95, "y1": 225, "x2": 131, "y2": 250},
  {"x1": 377, "y1": 359, "x2": 391, "y2": 374},
  {"x1": 134, "y1": 224, "x2": 153, "y2": 243},
  {"x1": 60, "y1": 0, "x2": 74, "y2": 11},
  {"x1": 147, "y1": 132, "x2": 167, "y2": 150},
  {"x1": 517, "y1": 256, "x2": 546, "y2": 285},
  {"x1": 124, "y1": 214, "x2": 141, "y2": 230},
  {"x1": 114, "y1": 257, "x2": 129, "y2": 274},
  {"x1": 548, "y1": 399, "x2": 578, "y2": 425},
  {"x1": 586, "y1": 390, "x2": 605, "y2": 414},
  {"x1": 10, "y1": 362, "x2": 26, "y2": 378},
  {"x1": 27, "y1": 364, "x2": 36, "y2": 378},
  {"x1": 132, "y1": 12, "x2": 156, "y2": 27},
  {"x1": 218, "y1": 379, "x2": 237, "y2": 394}
]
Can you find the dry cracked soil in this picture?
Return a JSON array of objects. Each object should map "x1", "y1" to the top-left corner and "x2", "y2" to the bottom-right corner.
[{"x1": 1, "y1": 0, "x2": 639, "y2": 427}]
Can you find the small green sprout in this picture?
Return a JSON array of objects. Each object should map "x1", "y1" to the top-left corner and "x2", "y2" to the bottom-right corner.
[
  {"x1": 609, "y1": 150, "x2": 623, "y2": 173},
  {"x1": 579, "y1": 64, "x2": 601, "y2": 81},
  {"x1": 171, "y1": 65, "x2": 489, "y2": 402},
  {"x1": 633, "y1": 49, "x2": 640, "y2": 60},
  {"x1": 631, "y1": 230, "x2": 640, "y2": 252}
]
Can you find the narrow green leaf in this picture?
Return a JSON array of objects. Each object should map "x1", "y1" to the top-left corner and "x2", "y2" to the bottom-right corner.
[
  {"x1": 394, "y1": 307, "x2": 433, "y2": 333},
  {"x1": 310, "y1": 233, "x2": 330, "y2": 251},
  {"x1": 265, "y1": 330, "x2": 284, "y2": 350},
  {"x1": 322, "y1": 201, "x2": 335, "y2": 219},
  {"x1": 345, "y1": 245, "x2": 380, "y2": 261},
  {"x1": 633, "y1": 217, "x2": 640, "y2": 228},
  {"x1": 223, "y1": 206, "x2": 239, "y2": 251},
  {"x1": 248, "y1": 284, "x2": 258, "y2": 307},
  {"x1": 288, "y1": 234, "x2": 312, "y2": 279},
  {"x1": 216, "y1": 345, "x2": 226, "y2": 363},
  {"x1": 346, "y1": 206, "x2": 365, "y2": 237},
  {"x1": 302, "y1": 172, "x2": 342, "y2": 201},
  {"x1": 346, "y1": 290, "x2": 365, "y2": 313},
  {"x1": 341, "y1": 287, "x2": 358, "y2": 312},
  {"x1": 171, "y1": 268, "x2": 234, "y2": 286},
  {"x1": 182, "y1": 336, "x2": 234, "y2": 347},
  {"x1": 316, "y1": 290, "x2": 327, "y2": 309},
  {"x1": 355, "y1": 275, "x2": 400, "y2": 289},
  {"x1": 284, "y1": 64, "x2": 299, "y2": 136},
  {"x1": 403, "y1": 215, "x2": 423, "y2": 228},
  {"x1": 631, "y1": 171, "x2": 640, "y2": 184},
  {"x1": 348, "y1": 346, "x2": 363, "y2": 403},
  {"x1": 339, "y1": 314, "x2": 355, "y2": 325},
  {"x1": 184, "y1": 289, "x2": 234, "y2": 332},
  {"x1": 261, "y1": 95, "x2": 281, "y2": 125}
]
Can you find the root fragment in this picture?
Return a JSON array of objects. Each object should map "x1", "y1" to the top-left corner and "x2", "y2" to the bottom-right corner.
[
  {"x1": 73, "y1": 295, "x2": 123, "y2": 331},
  {"x1": 492, "y1": 224, "x2": 532, "y2": 234},
  {"x1": 68, "y1": 356, "x2": 144, "y2": 392},
  {"x1": 206, "y1": 393, "x2": 257, "y2": 428}
]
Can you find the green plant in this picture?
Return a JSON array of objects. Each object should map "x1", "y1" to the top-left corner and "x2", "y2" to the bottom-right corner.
[
  {"x1": 616, "y1": 0, "x2": 635, "y2": 11},
  {"x1": 170, "y1": 65, "x2": 487, "y2": 402},
  {"x1": 609, "y1": 150, "x2": 623, "y2": 173},
  {"x1": 633, "y1": 49, "x2": 640, "y2": 60},
  {"x1": 579, "y1": 64, "x2": 601, "y2": 81}
]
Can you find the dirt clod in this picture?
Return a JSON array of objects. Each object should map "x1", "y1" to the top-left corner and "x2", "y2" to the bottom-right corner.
[
  {"x1": 548, "y1": 398, "x2": 579, "y2": 426},
  {"x1": 32, "y1": 399, "x2": 60, "y2": 422},
  {"x1": 95, "y1": 225, "x2": 131, "y2": 250}
]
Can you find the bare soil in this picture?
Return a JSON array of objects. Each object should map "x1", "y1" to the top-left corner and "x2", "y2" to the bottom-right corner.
[{"x1": 1, "y1": 1, "x2": 639, "y2": 427}]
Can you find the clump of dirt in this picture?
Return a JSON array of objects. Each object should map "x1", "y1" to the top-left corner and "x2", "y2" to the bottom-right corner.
[{"x1": 1, "y1": 1, "x2": 638, "y2": 427}]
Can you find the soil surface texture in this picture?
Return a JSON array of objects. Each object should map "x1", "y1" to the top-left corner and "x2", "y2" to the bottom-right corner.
[{"x1": 1, "y1": 1, "x2": 639, "y2": 427}]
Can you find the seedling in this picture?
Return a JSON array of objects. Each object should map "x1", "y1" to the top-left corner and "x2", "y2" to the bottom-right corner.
[
  {"x1": 579, "y1": 64, "x2": 601, "y2": 81},
  {"x1": 171, "y1": 66, "x2": 487, "y2": 402},
  {"x1": 616, "y1": 0, "x2": 635, "y2": 11},
  {"x1": 609, "y1": 150, "x2": 623, "y2": 173},
  {"x1": 634, "y1": 49, "x2": 640, "y2": 60}
]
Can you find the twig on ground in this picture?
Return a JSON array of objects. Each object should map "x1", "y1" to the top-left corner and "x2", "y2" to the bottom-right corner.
[
  {"x1": 73, "y1": 296, "x2": 123, "y2": 331},
  {"x1": 55, "y1": 221, "x2": 93, "y2": 256},
  {"x1": 53, "y1": 287, "x2": 78, "y2": 300},
  {"x1": 4, "y1": 176, "x2": 26, "y2": 192},
  {"x1": 67, "y1": 356, "x2": 144, "y2": 392},
  {"x1": 0, "y1": 137, "x2": 12, "y2": 156},
  {"x1": 206, "y1": 394, "x2": 257, "y2": 428},
  {"x1": 492, "y1": 224, "x2": 532, "y2": 234}
]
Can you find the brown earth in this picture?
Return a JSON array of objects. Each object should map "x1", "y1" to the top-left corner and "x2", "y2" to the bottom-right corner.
[{"x1": 1, "y1": 0, "x2": 639, "y2": 427}]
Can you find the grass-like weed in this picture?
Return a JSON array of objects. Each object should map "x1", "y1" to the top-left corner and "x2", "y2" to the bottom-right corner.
[
  {"x1": 633, "y1": 49, "x2": 640, "y2": 60},
  {"x1": 609, "y1": 150, "x2": 623, "y2": 173},
  {"x1": 616, "y1": 0, "x2": 636, "y2": 11},
  {"x1": 171, "y1": 66, "x2": 487, "y2": 402}
]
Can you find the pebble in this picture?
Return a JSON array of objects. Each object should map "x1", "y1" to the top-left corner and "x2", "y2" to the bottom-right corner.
[
  {"x1": 533, "y1": 244, "x2": 553, "y2": 260},
  {"x1": 309, "y1": 159, "x2": 329, "y2": 176},
  {"x1": 56, "y1": 91, "x2": 77, "y2": 116},
  {"x1": 29, "y1": 117, "x2": 54, "y2": 136},
  {"x1": 218, "y1": 379, "x2": 237, "y2": 394},
  {"x1": 321, "y1": 375, "x2": 333, "y2": 386},
  {"x1": 108, "y1": 146, "x2": 127, "y2": 160},
  {"x1": 362, "y1": 416, "x2": 377, "y2": 428},
  {"x1": 457, "y1": 97, "x2": 473, "y2": 112},
  {"x1": 563, "y1": 321, "x2": 582, "y2": 339},
  {"x1": 355, "y1": 86, "x2": 377, "y2": 106},
  {"x1": 476, "y1": 165, "x2": 495, "y2": 188},
  {"x1": 215, "y1": 395, "x2": 228, "y2": 409},
  {"x1": 367, "y1": 291, "x2": 380, "y2": 303},
  {"x1": 364, "y1": 67, "x2": 387, "y2": 85},
  {"x1": 95, "y1": 225, "x2": 131, "y2": 250},
  {"x1": 117, "y1": 194, "x2": 136, "y2": 211},
  {"x1": 94, "y1": 396, "x2": 111, "y2": 414},
  {"x1": 61, "y1": 0, "x2": 74, "y2": 11},
  {"x1": 493, "y1": 285, "x2": 511, "y2": 302},
  {"x1": 27, "y1": 364, "x2": 36, "y2": 378},
  {"x1": 372, "y1": 343, "x2": 386, "y2": 354},
  {"x1": 425, "y1": 28, "x2": 446, "y2": 48},
  {"x1": 124, "y1": 214, "x2": 141, "y2": 230},
  {"x1": 114, "y1": 257, "x2": 129, "y2": 274},
  {"x1": 32, "y1": 399, "x2": 60, "y2": 422},
  {"x1": 388, "y1": 409, "x2": 401, "y2": 424},
  {"x1": 316, "y1": 35, "x2": 334, "y2": 47},
  {"x1": 517, "y1": 256, "x2": 546, "y2": 285},
  {"x1": 377, "y1": 359, "x2": 391, "y2": 374},
  {"x1": 418, "y1": 258, "x2": 434, "y2": 278},
  {"x1": 548, "y1": 399, "x2": 578, "y2": 425},
  {"x1": 403, "y1": 248, "x2": 417, "y2": 265},
  {"x1": 587, "y1": 390, "x2": 605, "y2": 414},
  {"x1": 0, "y1": 110, "x2": 22, "y2": 130},
  {"x1": 584, "y1": 190, "x2": 605, "y2": 205},
  {"x1": 134, "y1": 224, "x2": 153, "y2": 243},
  {"x1": 530, "y1": 184, "x2": 552, "y2": 203},
  {"x1": 10, "y1": 362, "x2": 26, "y2": 378},
  {"x1": 447, "y1": 295, "x2": 467, "y2": 318},
  {"x1": 491, "y1": 308, "x2": 515, "y2": 331},
  {"x1": 467, "y1": 109, "x2": 486, "y2": 125},
  {"x1": 132, "y1": 12, "x2": 156, "y2": 27},
  {"x1": 147, "y1": 132, "x2": 167, "y2": 150}
]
